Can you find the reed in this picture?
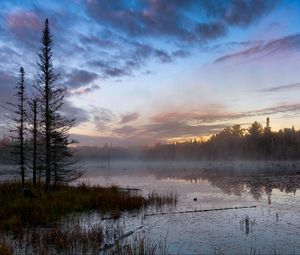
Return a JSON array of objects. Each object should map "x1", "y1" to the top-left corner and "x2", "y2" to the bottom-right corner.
[
  {"x1": 0, "y1": 180, "x2": 177, "y2": 254},
  {"x1": 0, "y1": 236, "x2": 13, "y2": 255}
]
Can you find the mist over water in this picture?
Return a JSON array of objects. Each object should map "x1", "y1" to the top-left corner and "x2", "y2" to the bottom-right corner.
[
  {"x1": 74, "y1": 160, "x2": 300, "y2": 254},
  {"x1": 1, "y1": 160, "x2": 300, "y2": 253}
]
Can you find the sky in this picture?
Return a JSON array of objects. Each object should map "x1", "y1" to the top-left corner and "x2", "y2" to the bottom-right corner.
[{"x1": 0, "y1": 0, "x2": 300, "y2": 146}]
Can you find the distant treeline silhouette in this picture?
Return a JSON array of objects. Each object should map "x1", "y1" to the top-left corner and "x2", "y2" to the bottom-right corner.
[
  {"x1": 80, "y1": 118, "x2": 300, "y2": 160},
  {"x1": 144, "y1": 118, "x2": 300, "y2": 160},
  {"x1": 31, "y1": 118, "x2": 300, "y2": 160},
  {"x1": 1, "y1": 118, "x2": 300, "y2": 162}
]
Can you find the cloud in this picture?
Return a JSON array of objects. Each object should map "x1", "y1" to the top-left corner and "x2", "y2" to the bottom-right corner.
[
  {"x1": 6, "y1": 10, "x2": 42, "y2": 48},
  {"x1": 61, "y1": 100, "x2": 90, "y2": 125},
  {"x1": 151, "y1": 108, "x2": 245, "y2": 124},
  {"x1": 214, "y1": 33, "x2": 300, "y2": 63},
  {"x1": 65, "y1": 69, "x2": 98, "y2": 88},
  {"x1": 85, "y1": 0, "x2": 278, "y2": 43},
  {"x1": 70, "y1": 133, "x2": 161, "y2": 146},
  {"x1": 196, "y1": 22, "x2": 226, "y2": 40},
  {"x1": 113, "y1": 125, "x2": 139, "y2": 137},
  {"x1": 204, "y1": 40, "x2": 262, "y2": 54},
  {"x1": 0, "y1": 71, "x2": 17, "y2": 129},
  {"x1": 142, "y1": 121, "x2": 225, "y2": 138},
  {"x1": 72, "y1": 101, "x2": 300, "y2": 146},
  {"x1": 104, "y1": 66, "x2": 130, "y2": 77},
  {"x1": 154, "y1": 49, "x2": 173, "y2": 63},
  {"x1": 80, "y1": 0, "x2": 278, "y2": 80},
  {"x1": 172, "y1": 50, "x2": 190, "y2": 58},
  {"x1": 119, "y1": 112, "x2": 139, "y2": 124},
  {"x1": 89, "y1": 59, "x2": 132, "y2": 78},
  {"x1": 259, "y1": 83, "x2": 300, "y2": 93},
  {"x1": 0, "y1": 70, "x2": 17, "y2": 103},
  {"x1": 147, "y1": 103, "x2": 300, "y2": 138},
  {"x1": 79, "y1": 33, "x2": 120, "y2": 49},
  {"x1": 91, "y1": 107, "x2": 116, "y2": 130},
  {"x1": 0, "y1": 0, "x2": 280, "y2": 85},
  {"x1": 149, "y1": 103, "x2": 300, "y2": 138},
  {"x1": 245, "y1": 103, "x2": 300, "y2": 117},
  {"x1": 166, "y1": 103, "x2": 300, "y2": 121},
  {"x1": 222, "y1": 0, "x2": 278, "y2": 26},
  {"x1": 0, "y1": 46, "x2": 22, "y2": 70},
  {"x1": 88, "y1": 41, "x2": 186, "y2": 79},
  {"x1": 69, "y1": 84, "x2": 100, "y2": 96}
]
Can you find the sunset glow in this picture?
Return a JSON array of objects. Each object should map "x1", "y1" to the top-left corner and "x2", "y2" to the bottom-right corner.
[{"x1": 1, "y1": 0, "x2": 300, "y2": 146}]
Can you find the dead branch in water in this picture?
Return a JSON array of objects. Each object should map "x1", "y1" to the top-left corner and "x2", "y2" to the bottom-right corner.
[
  {"x1": 144, "y1": 205, "x2": 257, "y2": 217},
  {"x1": 118, "y1": 188, "x2": 141, "y2": 192},
  {"x1": 100, "y1": 226, "x2": 144, "y2": 251}
]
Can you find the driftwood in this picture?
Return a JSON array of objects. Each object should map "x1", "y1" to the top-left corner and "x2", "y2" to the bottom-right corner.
[
  {"x1": 144, "y1": 205, "x2": 257, "y2": 217},
  {"x1": 118, "y1": 188, "x2": 141, "y2": 192},
  {"x1": 101, "y1": 205, "x2": 257, "y2": 220},
  {"x1": 101, "y1": 214, "x2": 138, "y2": 220},
  {"x1": 100, "y1": 226, "x2": 144, "y2": 251},
  {"x1": 99, "y1": 206, "x2": 257, "y2": 251}
]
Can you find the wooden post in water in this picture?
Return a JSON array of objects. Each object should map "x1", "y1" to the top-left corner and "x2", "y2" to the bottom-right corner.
[{"x1": 107, "y1": 142, "x2": 111, "y2": 169}]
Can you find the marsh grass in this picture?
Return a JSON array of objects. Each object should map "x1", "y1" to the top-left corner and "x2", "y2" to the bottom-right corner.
[
  {"x1": 12, "y1": 223, "x2": 104, "y2": 254},
  {"x1": 147, "y1": 191, "x2": 178, "y2": 209},
  {"x1": 0, "y1": 236, "x2": 13, "y2": 255},
  {"x1": 0, "y1": 181, "x2": 177, "y2": 233},
  {"x1": 0, "y1": 181, "x2": 177, "y2": 254},
  {"x1": 110, "y1": 235, "x2": 169, "y2": 255}
]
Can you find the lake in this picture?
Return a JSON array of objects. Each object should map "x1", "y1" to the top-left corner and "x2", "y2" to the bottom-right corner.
[
  {"x1": 79, "y1": 160, "x2": 300, "y2": 255},
  {"x1": 2, "y1": 160, "x2": 300, "y2": 254}
]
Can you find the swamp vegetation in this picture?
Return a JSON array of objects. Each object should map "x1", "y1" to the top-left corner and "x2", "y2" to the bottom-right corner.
[{"x1": 0, "y1": 181, "x2": 177, "y2": 254}]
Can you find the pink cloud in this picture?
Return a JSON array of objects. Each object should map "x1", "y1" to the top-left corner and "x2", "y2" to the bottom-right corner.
[{"x1": 7, "y1": 10, "x2": 41, "y2": 31}]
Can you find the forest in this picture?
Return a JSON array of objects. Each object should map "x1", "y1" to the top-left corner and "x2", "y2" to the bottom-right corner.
[
  {"x1": 3, "y1": 117, "x2": 299, "y2": 163},
  {"x1": 143, "y1": 118, "x2": 300, "y2": 160}
]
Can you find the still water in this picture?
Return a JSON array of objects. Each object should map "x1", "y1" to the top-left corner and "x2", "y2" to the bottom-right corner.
[
  {"x1": 1, "y1": 161, "x2": 300, "y2": 254},
  {"x1": 79, "y1": 160, "x2": 300, "y2": 255}
]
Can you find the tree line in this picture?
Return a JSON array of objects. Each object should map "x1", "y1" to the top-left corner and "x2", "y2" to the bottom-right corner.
[
  {"x1": 33, "y1": 117, "x2": 300, "y2": 161},
  {"x1": 144, "y1": 118, "x2": 300, "y2": 160},
  {"x1": 3, "y1": 114, "x2": 300, "y2": 163},
  {"x1": 4, "y1": 19, "x2": 80, "y2": 191}
]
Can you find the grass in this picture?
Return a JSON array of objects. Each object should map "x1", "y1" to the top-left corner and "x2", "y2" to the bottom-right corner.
[
  {"x1": 110, "y1": 235, "x2": 169, "y2": 255},
  {"x1": 0, "y1": 181, "x2": 176, "y2": 233},
  {"x1": 16, "y1": 223, "x2": 104, "y2": 254},
  {"x1": 0, "y1": 236, "x2": 13, "y2": 255},
  {"x1": 0, "y1": 181, "x2": 177, "y2": 254}
]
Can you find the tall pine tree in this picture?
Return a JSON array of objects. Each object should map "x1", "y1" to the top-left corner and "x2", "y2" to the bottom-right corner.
[{"x1": 37, "y1": 19, "x2": 77, "y2": 191}]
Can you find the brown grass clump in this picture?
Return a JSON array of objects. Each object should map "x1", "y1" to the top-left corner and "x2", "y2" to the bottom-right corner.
[
  {"x1": 0, "y1": 181, "x2": 177, "y2": 233},
  {"x1": 110, "y1": 235, "x2": 169, "y2": 255},
  {"x1": 0, "y1": 237, "x2": 13, "y2": 255},
  {"x1": 0, "y1": 181, "x2": 177, "y2": 254},
  {"x1": 41, "y1": 224, "x2": 103, "y2": 254}
]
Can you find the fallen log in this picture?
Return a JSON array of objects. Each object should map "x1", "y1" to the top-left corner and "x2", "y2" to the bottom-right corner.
[
  {"x1": 100, "y1": 226, "x2": 144, "y2": 251},
  {"x1": 118, "y1": 188, "x2": 141, "y2": 192},
  {"x1": 144, "y1": 205, "x2": 257, "y2": 217}
]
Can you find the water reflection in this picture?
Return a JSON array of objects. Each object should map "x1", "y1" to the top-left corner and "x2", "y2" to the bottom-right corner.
[
  {"x1": 78, "y1": 161, "x2": 300, "y2": 254},
  {"x1": 148, "y1": 165, "x2": 300, "y2": 204}
]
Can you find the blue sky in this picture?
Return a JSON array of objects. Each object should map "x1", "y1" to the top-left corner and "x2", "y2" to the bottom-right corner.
[{"x1": 1, "y1": 0, "x2": 300, "y2": 146}]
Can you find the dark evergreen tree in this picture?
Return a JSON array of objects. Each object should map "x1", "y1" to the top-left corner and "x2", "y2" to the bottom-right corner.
[
  {"x1": 37, "y1": 19, "x2": 56, "y2": 191},
  {"x1": 28, "y1": 98, "x2": 39, "y2": 187},
  {"x1": 7, "y1": 67, "x2": 26, "y2": 187},
  {"x1": 37, "y1": 19, "x2": 77, "y2": 190},
  {"x1": 50, "y1": 112, "x2": 80, "y2": 186}
]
